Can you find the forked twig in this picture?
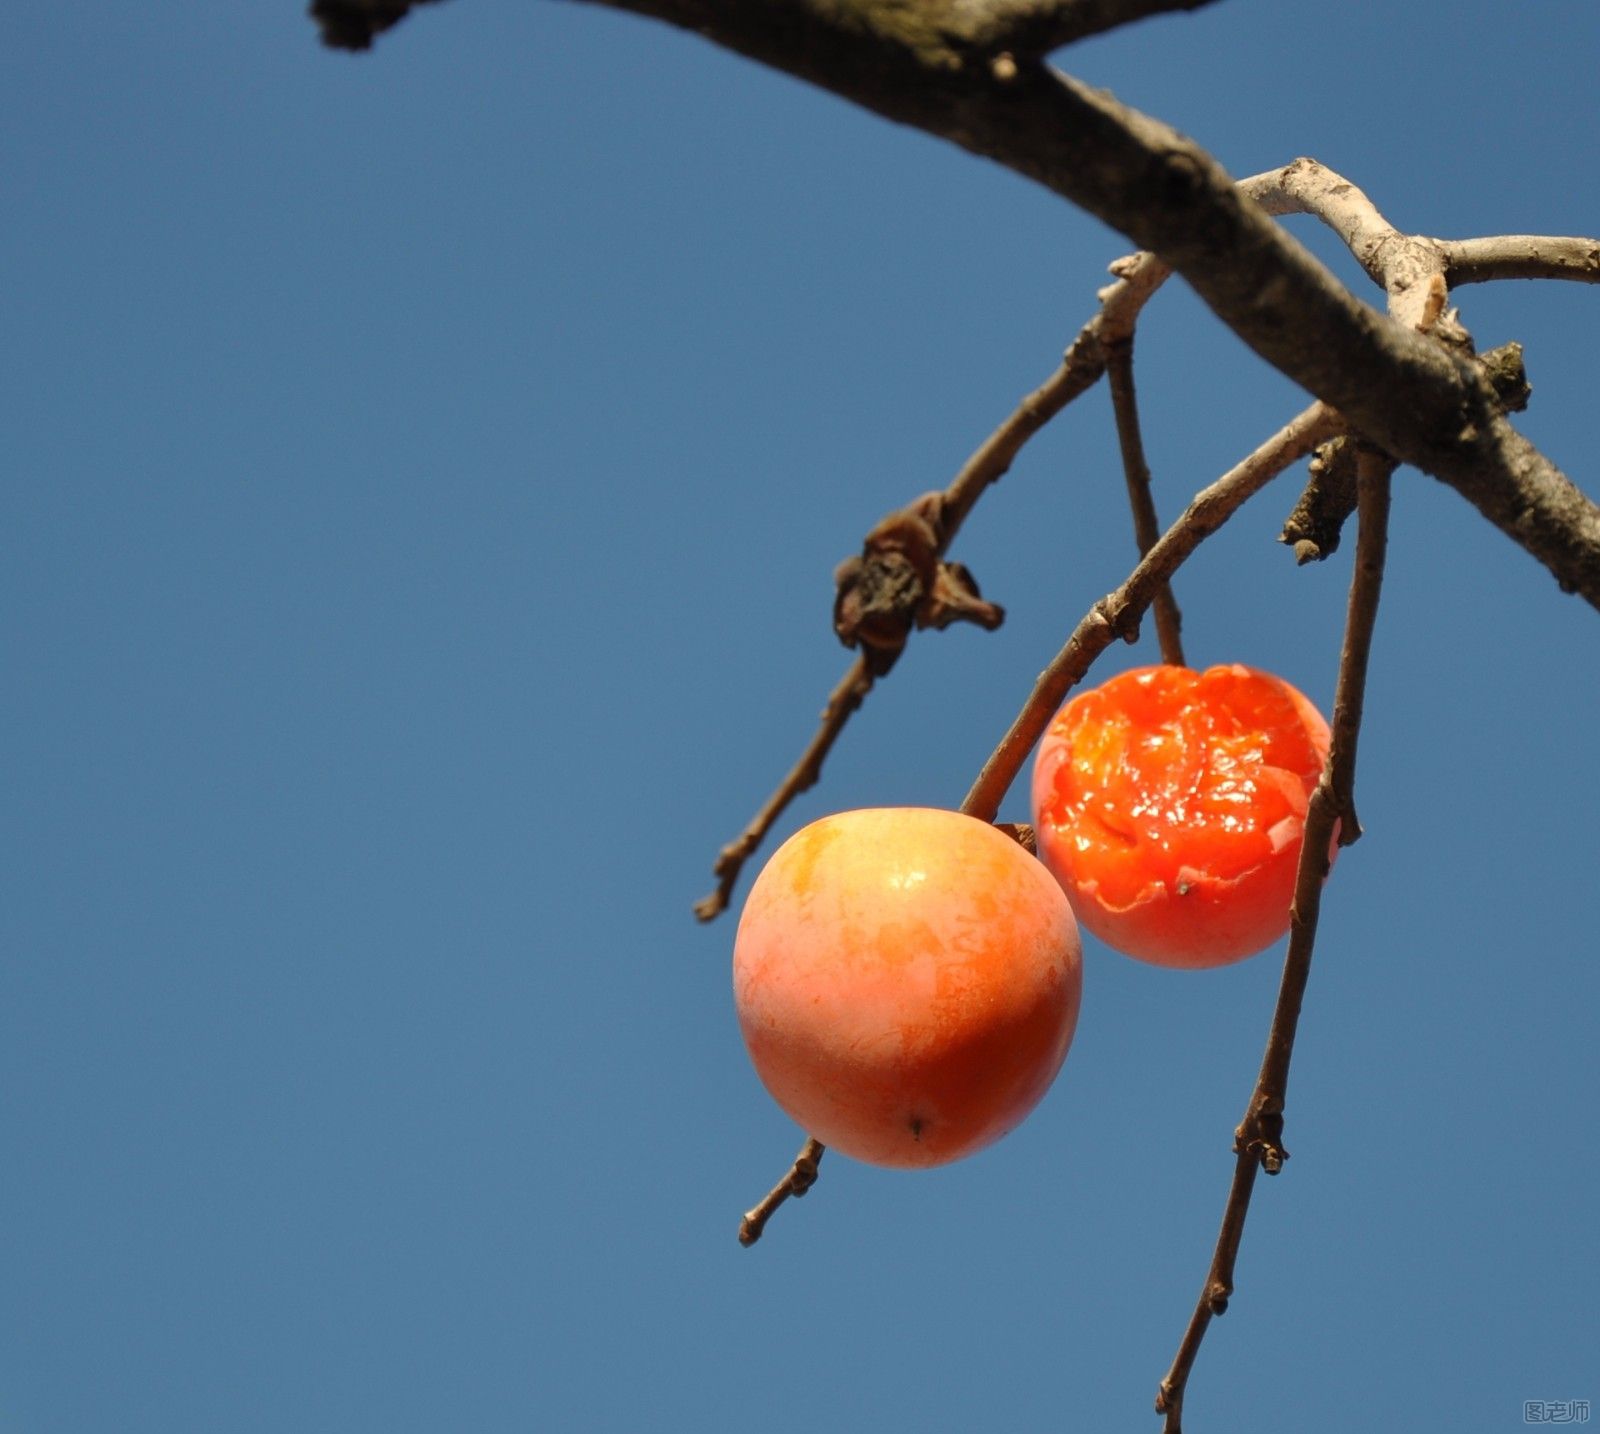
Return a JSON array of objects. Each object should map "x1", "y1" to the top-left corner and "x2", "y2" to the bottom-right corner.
[
  {"x1": 1154, "y1": 454, "x2": 1393, "y2": 1433},
  {"x1": 738, "y1": 1138, "x2": 825, "y2": 1247},
  {"x1": 734, "y1": 405, "x2": 1337, "y2": 1245},
  {"x1": 961, "y1": 402, "x2": 1342, "y2": 823},
  {"x1": 723, "y1": 264, "x2": 1182, "y2": 1240},
  {"x1": 694, "y1": 267, "x2": 1159, "y2": 922},
  {"x1": 700, "y1": 159, "x2": 1587, "y2": 921}
]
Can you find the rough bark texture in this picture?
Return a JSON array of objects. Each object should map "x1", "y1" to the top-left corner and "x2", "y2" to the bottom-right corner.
[{"x1": 309, "y1": 0, "x2": 1600, "y2": 609}]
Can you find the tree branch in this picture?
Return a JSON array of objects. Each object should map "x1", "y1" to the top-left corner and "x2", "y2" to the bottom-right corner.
[
  {"x1": 318, "y1": 4, "x2": 1600, "y2": 604},
  {"x1": 693, "y1": 256, "x2": 1158, "y2": 919},
  {"x1": 955, "y1": 0, "x2": 1223, "y2": 59},
  {"x1": 961, "y1": 402, "x2": 1342, "y2": 823},
  {"x1": 1105, "y1": 333, "x2": 1185, "y2": 665},
  {"x1": 1239, "y1": 159, "x2": 1448, "y2": 330},
  {"x1": 1155, "y1": 456, "x2": 1392, "y2": 1432},
  {"x1": 694, "y1": 658, "x2": 875, "y2": 921},
  {"x1": 544, "y1": 12, "x2": 1599, "y2": 607},
  {"x1": 1442, "y1": 235, "x2": 1600, "y2": 287},
  {"x1": 739, "y1": 1137, "x2": 825, "y2": 1246},
  {"x1": 311, "y1": 0, "x2": 1221, "y2": 60}
]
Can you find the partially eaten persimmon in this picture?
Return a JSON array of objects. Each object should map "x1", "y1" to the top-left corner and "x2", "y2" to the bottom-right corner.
[
  {"x1": 733, "y1": 808, "x2": 1082, "y2": 1168},
  {"x1": 1031, "y1": 664, "x2": 1331, "y2": 969}
]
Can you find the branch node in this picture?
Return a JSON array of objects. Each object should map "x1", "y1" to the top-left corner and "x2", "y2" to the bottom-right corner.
[
  {"x1": 738, "y1": 1138, "x2": 825, "y2": 1247},
  {"x1": 833, "y1": 493, "x2": 1003, "y2": 675},
  {"x1": 1478, "y1": 341, "x2": 1531, "y2": 413},
  {"x1": 1279, "y1": 438, "x2": 1359, "y2": 563},
  {"x1": 1097, "y1": 594, "x2": 1143, "y2": 645},
  {"x1": 994, "y1": 821, "x2": 1037, "y2": 854}
]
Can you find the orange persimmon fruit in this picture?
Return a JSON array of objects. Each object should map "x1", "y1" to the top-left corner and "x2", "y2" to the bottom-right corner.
[
  {"x1": 1031, "y1": 664, "x2": 1332, "y2": 969},
  {"x1": 733, "y1": 808, "x2": 1082, "y2": 1168}
]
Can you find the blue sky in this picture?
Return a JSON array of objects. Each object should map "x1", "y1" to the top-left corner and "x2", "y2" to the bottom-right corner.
[{"x1": 5, "y1": 3, "x2": 1597, "y2": 1431}]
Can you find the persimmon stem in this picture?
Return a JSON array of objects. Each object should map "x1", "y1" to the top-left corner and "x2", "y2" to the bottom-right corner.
[
  {"x1": 738, "y1": 1138, "x2": 825, "y2": 1247},
  {"x1": 1106, "y1": 335, "x2": 1184, "y2": 666},
  {"x1": 1155, "y1": 457, "x2": 1392, "y2": 1432},
  {"x1": 961, "y1": 402, "x2": 1342, "y2": 823}
]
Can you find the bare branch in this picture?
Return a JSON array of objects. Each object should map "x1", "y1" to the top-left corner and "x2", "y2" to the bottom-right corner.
[
  {"x1": 694, "y1": 260, "x2": 1160, "y2": 919},
  {"x1": 574, "y1": 17, "x2": 1600, "y2": 604},
  {"x1": 1321, "y1": 447, "x2": 1394, "y2": 845},
  {"x1": 313, "y1": 0, "x2": 1221, "y2": 60},
  {"x1": 1442, "y1": 235, "x2": 1600, "y2": 287},
  {"x1": 961, "y1": 402, "x2": 1342, "y2": 824},
  {"x1": 1155, "y1": 458, "x2": 1393, "y2": 1432},
  {"x1": 1105, "y1": 335, "x2": 1185, "y2": 664},
  {"x1": 939, "y1": 315, "x2": 1111, "y2": 531},
  {"x1": 1240, "y1": 159, "x2": 1447, "y2": 329},
  {"x1": 738, "y1": 1137, "x2": 825, "y2": 1246},
  {"x1": 324, "y1": 5, "x2": 1600, "y2": 603},
  {"x1": 694, "y1": 658, "x2": 874, "y2": 922}
]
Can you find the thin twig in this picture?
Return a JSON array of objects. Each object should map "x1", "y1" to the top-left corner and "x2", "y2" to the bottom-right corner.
[
  {"x1": 960, "y1": 402, "x2": 1341, "y2": 823},
  {"x1": 738, "y1": 1138, "x2": 825, "y2": 1247},
  {"x1": 693, "y1": 271, "x2": 1152, "y2": 921},
  {"x1": 1441, "y1": 235, "x2": 1600, "y2": 287},
  {"x1": 1106, "y1": 335, "x2": 1185, "y2": 665},
  {"x1": 1155, "y1": 456, "x2": 1393, "y2": 1433},
  {"x1": 938, "y1": 320, "x2": 1111, "y2": 533},
  {"x1": 694, "y1": 659, "x2": 874, "y2": 922}
]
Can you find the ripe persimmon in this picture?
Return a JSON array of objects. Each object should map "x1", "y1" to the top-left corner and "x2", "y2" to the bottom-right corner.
[
  {"x1": 1031, "y1": 664, "x2": 1331, "y2": 969},
  {"x1": 733, "y1": 808, "x2": 1082, "y2": 1168}
]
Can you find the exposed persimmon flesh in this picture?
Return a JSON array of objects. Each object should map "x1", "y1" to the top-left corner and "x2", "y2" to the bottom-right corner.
[{"x1": 1031, "y1": 665, "x2": 1331, "y2": 968}]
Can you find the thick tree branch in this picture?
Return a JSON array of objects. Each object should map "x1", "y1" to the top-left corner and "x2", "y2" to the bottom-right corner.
[
  {"x1": 311, "y1": 0, "x2": 1219, "y2": 60},
  {"x1": 317, "y1": 3, "x2": 1600, "y2": 604},
  {"x1": 506, "y1": 9, "x2": 1597, "y2": 608},
  {"x1": 954, "y1": 0, "x2": 1223, "y2": 58}
]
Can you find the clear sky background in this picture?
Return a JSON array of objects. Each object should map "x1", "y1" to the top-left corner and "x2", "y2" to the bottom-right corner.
[{"x1": 5, "y1": 3, "x2": 1597, "y2": 1431}]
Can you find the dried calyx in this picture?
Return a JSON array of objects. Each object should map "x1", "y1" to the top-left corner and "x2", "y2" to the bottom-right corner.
[{"x1": 832, "y1": 492, "x2": 1004, "y2": 675}]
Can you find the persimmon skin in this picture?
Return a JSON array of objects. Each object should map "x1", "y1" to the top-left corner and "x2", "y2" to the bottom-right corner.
[
  {"x1": 1031, "y1": 665, "x2": 1331, "y2": 969},
  {"x1": 733, "y1": 808, "x2": 1083, "y2": 1169}
]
